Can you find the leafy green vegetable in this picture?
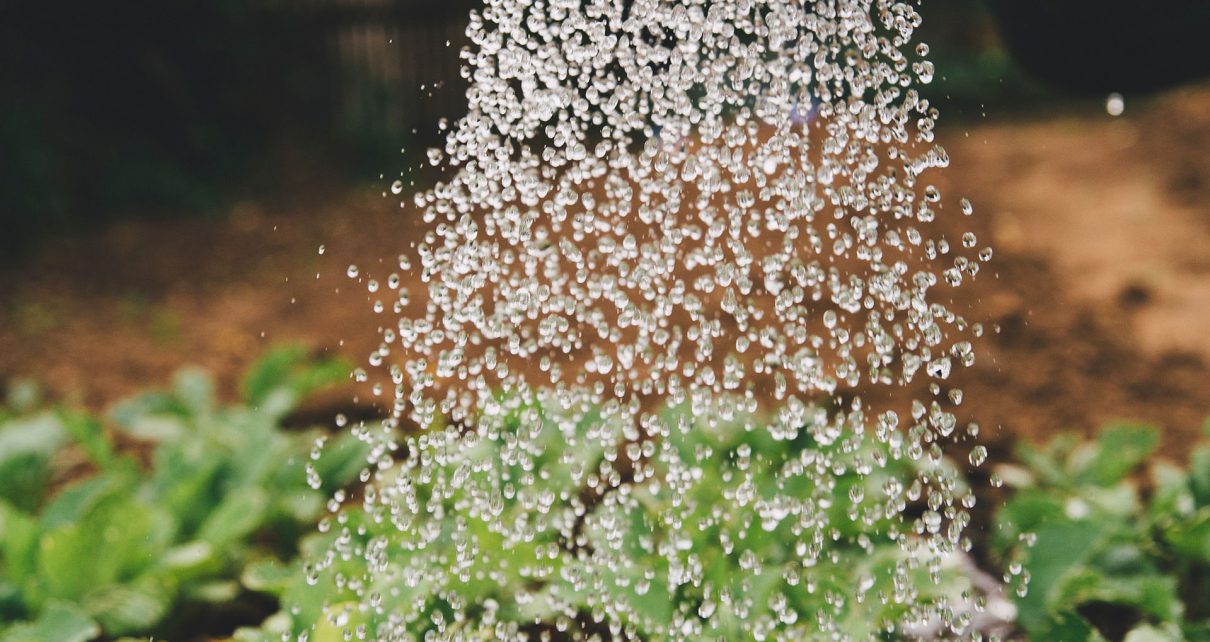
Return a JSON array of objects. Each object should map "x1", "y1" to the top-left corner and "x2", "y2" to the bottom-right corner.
[
  {"x1": 994, "y1": 421, "x2": 1210, "y2": 641},
  {"x1": 237, "y1": 399, "x2": 973, "y2": 641},
  {"x1": 0, "y1": 346, "x2": 366, "y2": 641}
]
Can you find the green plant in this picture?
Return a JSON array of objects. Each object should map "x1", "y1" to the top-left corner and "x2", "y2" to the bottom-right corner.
[
  {"x1": 993, "y1": 422, "x2": 1210, "y2": 641},
  {"x1": 238, "y1": 399, "x2": 974, "y2": 641},
  {"x1": 0, "y1": 346, "x2": 368, "y2": 641}
]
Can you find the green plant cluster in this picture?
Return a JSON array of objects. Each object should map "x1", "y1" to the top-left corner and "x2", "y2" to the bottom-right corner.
[
  {"x1": 0, "y1": 347, "x2": 367, "y2": 642},
  {"x1": 237, "y1": 400, "x2": 973, "y2": 642},
  {"x1": 994, "y1": 422, "x2": 1210, "y2": 641},
  {"x1": 17, "y1": 347, "x2": 1210, "y2": 641}
]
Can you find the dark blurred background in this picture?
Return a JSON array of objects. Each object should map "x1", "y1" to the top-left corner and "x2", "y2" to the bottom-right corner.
[
  {"x1": 0, "y1": 0, "x2": 476, "y2": 257},
  {"x1": 3, "y1": 0, "x2": 1208, "y2": 258}
]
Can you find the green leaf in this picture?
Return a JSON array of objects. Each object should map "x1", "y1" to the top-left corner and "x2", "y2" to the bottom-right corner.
[
  {"x1": 1163, "y1": 507, "x2": 1210, "y2": 562},
  {"x1": 1031, "y1": 611, "x2": 1101, "y2": 642},
  {"x1": 0, "y1": 501, "x2": 40, "y2": 588},
  {"x1": 241, "y1": 558, "x2": 296, "y2": 594},
  {"x1": 173, "y1": 368, "x2": 215, "y2": 416},
  {"x1": 1015, "y1": 520, "x2": 1103, "y2": 634},
  {"x1": 83, "y1": 581, "x2": 171, "y2": 636},
  {"x1": 242, "y1": 345, "x2": 308, "y2": 406},
  {"x1": 0, "y1": 600, "x2": 100, "y2": 642},
  {"x1": 143, "y1": 444, "x2": 224, "y2": 536},
  {"x1": 38, "y1": 496, "x2": 175, "y2": 601},
  {"x1": 1190, "y1": 446, "x2": 1210, "y2": 507},
  {"x1": 39, "y1": 476, "x2": 122, "y2": 530},
  {"x1": 110, "y1": 391, "x2": 188, "y2": 428},
  {"x1": 119, "y1": 415, "x2": 186, "y2": 443},
  {"x1": 241, "y1": 345, "x2": 349, "y2": 416},
  {"x1": 1080, "y1": 424, "x2": 1159, "y2": 486},
  {"x1": 0, "y1": 412, "x2": 67, "y2": 462},
  {"x1": 1124, "y1": 623, "x2": 1183, "y2": 642},
  {"x1": 154, "y1": 541, "x2": 218, "y2": 578},
  {"x1": 197, "y1": 488, "x2": 269, "y2": 548},
  {"x1": 0, "y1": 454, "x2": 54, "y2": 513},
  {"x1": 0, "y1": 413, "x2": 68, "y2": 509},
  {"x1": 1016, "y1": 434, "x2": 1079, "y2": 487},
  {"x1": 1055, "y1": 568, "x2": 1180, "y2": 624},
  {"x1": 59, "y1": 412, "x2": 120, "y2": 473},
  {"x1": 311, "y1": 432, "x2": 370, "y2": 492},
  {"x1": 187, "y1": 580, "x2": 239, "y2": 603},
  {"x1": 991, "y1": 490, "x2": 1065, "y2": 556}
]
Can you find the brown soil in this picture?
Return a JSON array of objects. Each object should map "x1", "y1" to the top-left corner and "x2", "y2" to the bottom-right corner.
[{"x1": 2, "y1": 83, "x2": 1209, "y2": 460}]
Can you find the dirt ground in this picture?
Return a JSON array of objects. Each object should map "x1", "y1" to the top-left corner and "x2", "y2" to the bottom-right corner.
[{"x1": 2, "y1": 83, "x2": 1208, "y2": 460}]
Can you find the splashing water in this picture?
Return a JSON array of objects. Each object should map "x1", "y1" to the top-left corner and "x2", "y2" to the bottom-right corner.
[{"x1": 317, "y1": 1, "x2": 994, "y2": 639}]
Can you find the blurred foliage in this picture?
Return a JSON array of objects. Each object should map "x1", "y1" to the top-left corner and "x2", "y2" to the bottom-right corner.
[
  {"x1": 0, "y1": 346, "x2": 368, "y2": 641},
  {"x1": 993, "y1": 422, "x2": 1210, "y2": 641},
  {"x1": 8, "y1": 346, "x2": 1210, "y2": 640}
]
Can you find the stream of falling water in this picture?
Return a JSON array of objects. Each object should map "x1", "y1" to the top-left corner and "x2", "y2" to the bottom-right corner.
[{"x1": 318, "y1": 1, "x2": 995, "y2": 639}]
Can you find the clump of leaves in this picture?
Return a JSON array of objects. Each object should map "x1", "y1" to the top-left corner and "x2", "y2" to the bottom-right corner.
[
  {"x1": 993, "y1": 422, "x2": 1210, "y2": 641},
  {"x1": 0, "y1": 346, "x2": 368, "y2": 642},
  {"x1": 238, "y1": 399, "x2": 974, "y2": 641}
]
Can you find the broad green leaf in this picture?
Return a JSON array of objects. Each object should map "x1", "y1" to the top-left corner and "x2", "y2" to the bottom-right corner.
[
  {"x1": 119, "y1": 415, "x2": 186, "y2": 443},
  {"x1": 0, "y1": 581, "x2": 21, "y2": 624},
  {"x1": 241, "y1": 345, "x2": 348, "y2": 417},
  {"x1": 83, "y1": 581, "x2": 171, "y2": 636},
  {"x1": 38, "y1": 497, "x2": 174, "y2": 601},
  {"x1": 1082, "y1": 482, "x2": 1141, "y2": 519},
  {"x1": 990, "y1": 490, "x2": 1065, "y2": 556},
  {"x1": 0, "y1": 500, "x2": 39, "y2": 588},
  {"x1": 0, "y1": 413, "x2": 67, "y2": 509},
  {"x1": 187, "y1": 580, "x2": 239, "y2": 603},
  {"x1": 143, "y1": 444, "x2": 224, "y2": 536},
  {"x1": 311, "y1": 432, "x2": 371, "y2": 492},
  {"x1": 197, "y1": 488, "x2": 269, "y2": 548},
  {"x1": 1163, "y1": 508, "x2": 1210, "y2": 562},
  {"x1": 242, "y1": 345, "x2": 309, "y2": 406},
  {"x1": 40, "y1": 476, "x2": 122, "y2": 530},
  {"x1": 154, "y1": 540, "x2": 218, "y2": 578},
  {"x1": 109, "y1": 391, "x2": 187, "y2": 428},
  {"x1": 274, "y1": 490, "x2": 323, "y2": 523},
  {"x1": 0, "y1": 600, "x2": 99, "y2": 642},
  {"x1": 0, "y1": 412, "x2": 67, "y2": 463},
  {"x1": 59, "y1": 412, "x2": 120, "y2": 473},
  {"x1": 173, "y1": 368, "x2": 215, "y2": 416},
  {"x1": 1150, "y1": 462, "x2": 1193, "y2": 519},
  {"x1": 1015, "y1": 520, "x2": 1102, "y2": 634},
  {"x1": 1016, "y1": 434, "x2": 1079, "y2": 487},
  {"x1": 311, "y1": 601, "x2": 369, "y2": 642},
  {"x1": 1080, "y1": 424, "x2": 1159, "y2": 486},
  {"x1": 0, "y1": 454, "x2": 54, "y2": 513},
  {"x1": 234, "y1": 620, "x2": 288, "y2": 642},
  {"x1": 1191, "y1": 446, "x2": 1210, "y2": 507},
  {"x1": 241, "y1": 558, "x2": 296, "y2": 594},
  {"x1": 1124, "y1": 623, "x2": 1183, "y2": 642},
  {"x1": 1031, "y1": 611, "x2": 1101, "y2": 642},
  {"x1": 1055, "y1": 568, "x2": 1180, "y2": 624}
]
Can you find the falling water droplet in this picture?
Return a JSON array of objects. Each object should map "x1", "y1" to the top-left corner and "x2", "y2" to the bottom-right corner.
[{"x1": 313, "y1": 2, "x2": 993, "y2": 638}]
